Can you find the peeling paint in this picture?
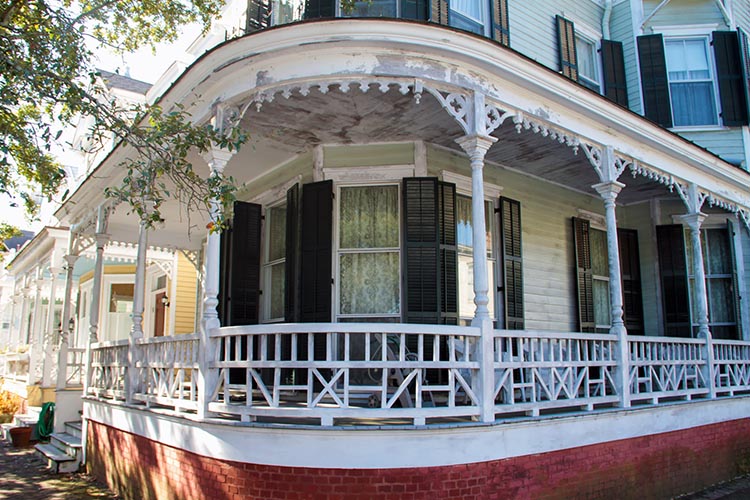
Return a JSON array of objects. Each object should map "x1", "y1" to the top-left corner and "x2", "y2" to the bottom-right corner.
[{"x1": 256, "y1": 70, "x2": 273, "y2": 87}]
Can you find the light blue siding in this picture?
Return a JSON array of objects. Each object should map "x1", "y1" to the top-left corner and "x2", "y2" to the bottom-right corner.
[
  {"x1": 679, "y1": 129, "x2": 746, "y2": 167},
  {"x1": 610, "y1": 1, "x2": 642, "y2": 114},
  {"x1": 508, "y1": 0, "x2": 604, "y2": 73},
  {"x1": 642, "y1": 0, "x2": 729, "y2": 32}
]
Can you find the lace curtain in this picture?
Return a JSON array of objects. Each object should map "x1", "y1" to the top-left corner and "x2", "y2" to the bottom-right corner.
[
  {"x1": 666, "y1": 39, "x2": 717, "y2": 126},
  {"x1": 339, "y1": 185, "x2": 400, "y2": 315}
]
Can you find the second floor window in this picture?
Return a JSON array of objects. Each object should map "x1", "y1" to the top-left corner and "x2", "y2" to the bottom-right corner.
[
  {"x1": 450, "y1": 0, "x2": 486, "y2": 36},
  {"x1": 576, "y1": 34, "x2": 601, "y2": 93},
  {"x1": 665, "y1": 37, "x2": 718, "y2": 127}
]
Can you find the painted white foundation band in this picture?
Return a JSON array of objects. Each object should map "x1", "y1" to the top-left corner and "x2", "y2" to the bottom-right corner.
[{"x1": 85, "y1": 396, "x2": 750, "y2": 469}]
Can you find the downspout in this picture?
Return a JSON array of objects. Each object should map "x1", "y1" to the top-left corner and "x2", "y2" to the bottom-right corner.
[{"x1": 602, "y1": 0, "x2": 613, "y2": 40}]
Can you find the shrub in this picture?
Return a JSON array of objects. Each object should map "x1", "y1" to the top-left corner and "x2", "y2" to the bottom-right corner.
[{"x1": 0, "y1": 390, "x2": 21, "y2": 416}]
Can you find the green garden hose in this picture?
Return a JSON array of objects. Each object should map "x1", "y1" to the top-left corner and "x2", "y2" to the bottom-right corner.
[{"x1": 37, "y1": 402, "x2": 55, "y2": 439}]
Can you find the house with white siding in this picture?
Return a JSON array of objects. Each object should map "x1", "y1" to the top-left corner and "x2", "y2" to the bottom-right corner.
[{"x1": 4, "y1": 0, "x2": 750, "y2": 497}]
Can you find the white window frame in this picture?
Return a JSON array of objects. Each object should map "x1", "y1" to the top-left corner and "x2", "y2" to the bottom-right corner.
[
  {"x1": 449, "y1": 0, "x2": 491, "y2": 37},
  {"x1": 334, "y1": 181, "x2": 402, "y2": 322},
  {"x1": 261, "y1": 199, "x2": 287, "y2": 324},
  {"x1": 576, "y1": 33, "x2": 602, "y2": 93},
  {"x1": 653, "y1": 25, "x2": 725, "y2": 131}
]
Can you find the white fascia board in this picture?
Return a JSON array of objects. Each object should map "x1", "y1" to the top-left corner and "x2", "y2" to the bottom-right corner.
[{"x1": 85, "y1": 396, "x2": 750, "y2": 469}]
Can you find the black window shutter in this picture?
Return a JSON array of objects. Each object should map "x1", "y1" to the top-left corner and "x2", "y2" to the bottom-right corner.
[
  {"x1": 618, "y1": 228, "x2": 644, "y2": 335},
  {"x1": 226, "y1": 201, "x2": 263, "y2": 326},
  {"x1": 285, "y1": 183, "x2": 301, "y2": 323},
  {"x1": 501, "y1": 197, "x2": 523, "y2": 330},
  {"x1": 401, "y1": 0, "x2": 429, "y2": 20},
  {"x1": 713, "y1": 31, "x2": 749, "y2": 127},
  {"x1": 556, "y1": 15, "x2": 578, "y2": 81},
  {"x1": 601, "y1": 39, "x2": 629, "y2": 107},
  {"x1": 245, "y1": 0, "x2": 270, "y2": 33},
  {"x1": 303, "y1": 0, "x2": 335, "y2": 19},
  {"x1": 218, "y1": 228, "x2": 231, "y2": 326},
  {"x1": 637, "y1": 34, "x2": 673, "y2": 128},
  {"x1": 573, "y1": 217, "x2": 595, "y2": 333},
  {"x1": 726, "y1": 220, "x2": 742, "y2": 340},
  {"x1": 656, "y1": 225, "x2": 691, "y2": 337},
  {"x1": 439, "y1": 182, "x2": 458, "y2": 325},
  {"x1": 429, "y1": 0, "x2": 449, "y2": 26},
  {"x1": 300, "y1": 180, "x2": 333, "y2": 323},
  {"x1": 491, "y1": 0, "x2": 510, "y2": 47},
  {"x1": 738, "y1": 29, "x2": 750, "y2": 121},
  {"x1": 403, "y1": 178, "x2": 441, "y2": 325}
]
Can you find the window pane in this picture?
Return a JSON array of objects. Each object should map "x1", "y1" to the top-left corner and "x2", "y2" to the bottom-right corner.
[
  {"x1": 590, "y1": 228, "x2": 609, "y2": 277},
  {"x1": 576, "y1": 36, "x2": 599, "y2": 90},
  {"x1": 458, "y1": 254, "x2": 495, "y2": 319},
  {"x1": 272, "y1": 0, "x2": 305, "y2": 25},
  {"x1": 665, "y1": 38, "x2": 717, "y2": 126},
  {"x1": 340, "y1": 186, "x2": 399, "y2": 249},
  {"x1": 268, "y1": 263, "x2": 285, "y2": 320},
  {"x1": 708, "y1": 278, "x2": 735, "y2": 323},
  {"x1": 342, "y1": 0, "x2": 396, "y2": 17},
  {"x1": 593, "y1": 279, "x2": 611, "y2": 327},
  {"x1": 456, "y1": 196, "x2": 493, "y2": 256},
  {"x1": 706, "y1": 228, "x2": 731, "y2": 275},
  {"x1": 451, "y1": 0, "x2": 482, "y2": 20},
  {"x1": 267, "y1": 205, "x2": 287, "y2": 262},
  {"x1": 340, "y1": 253, "x2": 400, "y2": 314},
  {"x1": 671, "y1": 82, "x2": 717, "y2": 126}
]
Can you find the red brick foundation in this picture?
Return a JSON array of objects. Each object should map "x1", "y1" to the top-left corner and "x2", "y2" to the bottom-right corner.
[{"x1": 87, "y1": 418, "x2": 750, "y2": 500}]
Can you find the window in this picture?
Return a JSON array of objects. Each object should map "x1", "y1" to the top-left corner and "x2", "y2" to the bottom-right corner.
[
  {"x1": 262, "y1": 203, "x2": 286, "y2": 322},
  {"x1": 576, "y1": 34, "x2": 601, "y2": 92},
  {"x1": 685, "y1": 227, "x2": 738, "y2": 339},
  {"x1": 450, "y1": 0, "x2": 487, "y2": 36},
  {"x1": 341, "y1": 0, "x2": 396, "y2": 18},
  {"x1": 456, "y1": 195, "x2": 496, "y2": 323},
  {"x1": 590, "y1": 227, "x2": 611, "y2": 332},
  {"x1": 337, "y1": 185, "x2": 401, "y2": 319},
  {"x1": 665, "y1": 37, "x2": 719, "y2": 127}
]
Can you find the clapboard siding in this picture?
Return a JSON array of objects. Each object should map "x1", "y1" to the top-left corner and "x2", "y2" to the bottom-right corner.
[
  {"x1": 173, "y1": 253, "x2": 199, "y2": 334},
  {"x1": 508, "y1": 0, "x2": 603, "y2": 74},
  {"x1": 679, "y1": 129, "x2": 746, "y2": 166},
  {"x1": 641, "y1": 0, "x2": 728, "y2": 30},
  {"x1": 610, "y1": 1, "x2": 641, "y2": 114}
]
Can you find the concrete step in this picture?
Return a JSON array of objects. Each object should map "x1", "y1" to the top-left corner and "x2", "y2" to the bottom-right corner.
[
  {"x1": 50, "y1": 432, "x2": 81, "y2": 460},
  {"x1": 64, "y1": 421, "x2": 82, "y2": 439},
  {"x1": 35, "y1": 442, "x2": 79, "y2": 474}
]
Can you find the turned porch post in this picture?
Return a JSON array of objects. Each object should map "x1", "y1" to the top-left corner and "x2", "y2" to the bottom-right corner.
[
  {"x1": 456, "y1": 92, "x2": 498, "y2": 424},
  {"x1": 41, "y1": 266, "x2": 61, "y2": 388},
  {"x1": 57, "y1": 243, "x2": 80, "y2": 390},
  {"x1": 197, "y1": 147, "x2": 234, "y2": 419},
  {"x1": 26, "y1": 270, "x2": 45, "y2": 385},
  {"x1": 126, "y1": 211, "x2": 150, "y2": 405},
  {"x1": 678, "y1": 183, "x2": 715, "y2": 397},
  {"x1": 586, "y1": 145, "x2": 631, "y2": 407}
]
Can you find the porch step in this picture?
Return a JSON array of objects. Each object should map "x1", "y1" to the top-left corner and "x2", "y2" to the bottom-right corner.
[
  {"x1": 34, "y1": 421, "x2": 83, "y2": 474},
  {"x1": 65, "y1": 421, "x2": 82, "y2": 439},
  {"x1": 35, "y1": 442, "x2": 79, "y2": 473}
]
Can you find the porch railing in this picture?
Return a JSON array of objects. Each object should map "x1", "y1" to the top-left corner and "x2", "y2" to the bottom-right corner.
[
  {"x1": 132, "y1": 334, "x2": 200, "y2": 412},
  {"x1": 0, "y1": 349, "x2": 30, "y2": 384},
  {"x1": 492, "y1": 330, "x2": 620, "y2": 417},
  {"x1": 65, "y1": 348, "x2": 87, "y2": 387},
  {"x1": 84, "y1": 325, "x2": 750, "y2": 427},
  {"x1": 88, "y1": 339, "x2": 128, "y2": 401},
  {"x1": 208, "y1": 324, "x2": 481, "y2": 426}
]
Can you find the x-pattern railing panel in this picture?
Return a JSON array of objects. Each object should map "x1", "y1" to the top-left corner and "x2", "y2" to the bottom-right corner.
[
  {"x1": 492, "y1": 330, "x2": 620, "y2": 416},
  {"x1": 628, "y1": 337, "x2": 708, "y2": 402},
  {"x1": 133, "y1": 334, "x2": 200, "y2": 411},
  {"x1": 208, "y1": 324, "x2": 481, "y2": 425},
  {"x1": 713, "y1": 340, "x2": 750, "y2": 395},
  {"x1": 88, "y1": 341, "x2": 129, "y2": 401}
]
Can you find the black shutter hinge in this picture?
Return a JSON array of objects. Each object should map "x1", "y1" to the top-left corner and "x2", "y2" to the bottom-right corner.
[
  {"x1": 261, "y1": 215, "x2": 266, "y2": 220},
  {"x1": 331, "y1": 278, "x2": 335, "y2": 284},
  {"x1": 259, "y1": 290, "x2": 263, "y2": 295},
  {"x1": 494, "y1": 207, "x2": 501, "y2": 214},
  {"x1": 497, "y1": 286, "x2": 503, "y2": 292}
]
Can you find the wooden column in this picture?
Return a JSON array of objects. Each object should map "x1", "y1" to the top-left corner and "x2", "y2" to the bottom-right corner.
[
  {"x1": 593, "y1": 179, "x2": 630, "y2": 408},
  {"x1": 57, "y1": 252, "x2": 80, "y2": 390},
  {"x1": 456, "y1": 115, "x2": 497, "y2": 423},
  {"x1": 41, "y1": 268, "x2": 61, "y2": 388},
  {"x1": 197, "y1": 147, "x2": 234, "y2": 419},
  {"x1": 126, "y1": 217, "x2": 149, "y2": 404}
]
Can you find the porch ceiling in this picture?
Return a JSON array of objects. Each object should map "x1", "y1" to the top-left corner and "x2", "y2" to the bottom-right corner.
[{"x1": 238, "y1": 86, "x2": 678, "y2": 205}]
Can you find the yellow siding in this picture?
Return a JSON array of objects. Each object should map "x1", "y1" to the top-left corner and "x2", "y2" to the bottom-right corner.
[
  {"x1": 173, "y1": 253, "x2": 198, "y2": 334},
  {"x1": 79, "y1": 265, "x2": 137, "y2": 284}
]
